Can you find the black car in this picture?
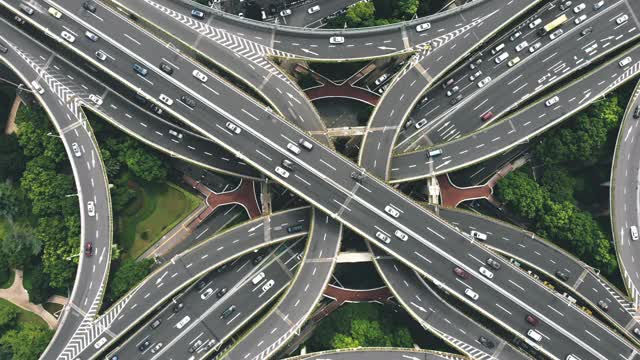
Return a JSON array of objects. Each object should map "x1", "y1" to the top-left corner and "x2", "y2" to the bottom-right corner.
[
  {"x1": 216, "y1": 288, "x2": 227, "y2": 298},
  {"x1": 181, "y1": 95, "x2": 196, "y2": 108},
  {"x1": 196, "y1": 280, "x2": 207, "y2": 290},
  {"x1": 149, "y1": 103, "x2": 162, "y2": 115},
  {"x1": 634, "y1": 105, "x2": 640, "y2": 119},
  {"x1": 159, "y1": 62, "x2": 173, "y2": 75},
  {"x1": 252, "y1": 254, "x2": 264, "y2": 265},
  {"x1": 138, "y1": 340, "x2": 150, "y2": 352},
  {"x1": 82, "y1": 1, "x2": 96, "y2": 12},
  {"x1": 555, "y1": 270, "x2": 569, "y2": 281},
  {"x1": 478, "y1": 336, "x2": 495, "y2": 348},
  {"x1": 172, "y1": 302, "x2": 184, "y2": 313},
  {"x1": 216, "y1": 263, "x2": 229, "y2": 273}
]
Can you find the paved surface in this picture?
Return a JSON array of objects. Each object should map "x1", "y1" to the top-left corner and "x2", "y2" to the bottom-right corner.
[
  {"x1": 285, "y1": 348, "x2": 468, "y2": 360},
  {"x1": 611, "y1": 79, "x2": 640, "y2": 305},
  {"x1": 437, "y1": 174, "x2": 492, "y2": 208},
  {"x1": 0, "y1": 270, "x2": 58, "y2": 329}
]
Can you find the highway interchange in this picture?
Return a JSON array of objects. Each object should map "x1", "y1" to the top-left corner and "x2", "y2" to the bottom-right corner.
[{"x1": 1, "y1": 0, "x2": 640, "y2": 359}]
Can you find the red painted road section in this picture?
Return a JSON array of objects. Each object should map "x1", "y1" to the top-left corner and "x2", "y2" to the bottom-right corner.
[
  {"x1": 183, "y1": 176, "x2": 261, "y2": 231},
  {"x1": 312, "y1": 285, "x2": 393, "y2": 321},
  {"x1": 437, "y1": 174, "x2": 492, "y2": 208},
  {"x1": 300, "y1": 65, "x2": 380, "y2": 106}
]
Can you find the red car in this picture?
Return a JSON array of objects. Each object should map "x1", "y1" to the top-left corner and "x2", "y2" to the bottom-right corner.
[
  {"x1": 84, "y1": 242, "x2": 93, "y2": 257},
  {"x1": 481, "y1": 111, "x2": 494, "y2": 121},
  {"x1": 453, "y1": 267, "x2": 469, "y2": 279},
  {"x1": 526, "y1": 314, "x2": 539, "y2": 326}
]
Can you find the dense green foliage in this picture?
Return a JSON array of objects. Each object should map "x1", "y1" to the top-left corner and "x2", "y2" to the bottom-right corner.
[
  {"x1": 0, "y1": 322, "x2": 52, "y2": 360},
  {"x1": 495, "y1": 95, "x2": 624, "y2": 275},
  {"x1": 326, "y1": 0, "x2": 424, "y2": 28},
  {"x1": 106, "y1": 259, "x2": 153, "y2": 303},
  {"x1": 27, "y1": 266, "x2": 51, "y2": 305},
  {"x1": 307, "y1": 303, "x2": 413, "y2": 351},
  {"x1": 0, "y1": 134, "x2": 25, "y2": 183}
]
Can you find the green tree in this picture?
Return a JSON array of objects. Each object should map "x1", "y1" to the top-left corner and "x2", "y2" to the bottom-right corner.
[
  {"x1": 100, "y1": 147, "x2": 122, "y2": 179},
  {"x1": 0, "y1": 134, "x2": 26, "y2": 182},
  {"x1": 345, "y1": 2, "x2": 376, "y2": 27},
  {"x1": 14, "y1": 105, "x2": 64, "y2": 163},
  {"x1": 107, "y1": 259, "x2": 154, "y2": 302},
  {"x1": 540, "y1": 167, "x2": 576, "y2": 204},
  {"x1": 0, "y1": 183, "x2": 21, "y2": 221},
  {"x1": 27, "y1": 266, "x2": 51, "y2": 305},
  {"x1": 495, "y1": 171, "x2": 548, "y2": 220},
  {"x1": 0, "y1": 302, "x2": 18, "y2": 331},
  {"x1": 122, "y1": 144, "x2": 167, "y2": 183},
  {"x1": 2, "y1": 225, "x2": 41, "y2": 269},
  {"x1": 394, "y1": 0, "x2": 419, "y2": 18},
  {"x1": 110, "y1": 176, "x2": 135, "y2": 212},
  {"x1": 36, "y1": 216, "x2": 77, "y2": 289},
  {"x1": 330, "y1": 333, "x2": 360, "y2": 348},
  {"x1": 0, "y1": 322, "x2": 52, "y2": 360},
  {"x1": 20, "y1": 157, "x2": 76, "y2": 217}
]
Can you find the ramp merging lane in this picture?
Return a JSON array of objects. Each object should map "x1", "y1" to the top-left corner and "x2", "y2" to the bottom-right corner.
[{"x1": 7, "y1": 1, "x2": 639, "y2": 358}]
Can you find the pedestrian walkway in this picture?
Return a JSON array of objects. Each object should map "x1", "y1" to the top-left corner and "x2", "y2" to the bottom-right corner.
[
  {"x1": 0, "y1": 270, "x2": 59, "y2": 329},
  {"x1": 4, "y1": 96, "x2": 22, "y2": 135},
  {"x1": 183, "y1": 176, "x2": 261, "y2": 231}
]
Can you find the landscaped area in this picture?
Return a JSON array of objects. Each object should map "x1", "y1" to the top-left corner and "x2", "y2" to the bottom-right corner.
[{"x1": 116, "y1": 180, "x2": 201, "y2": 259}]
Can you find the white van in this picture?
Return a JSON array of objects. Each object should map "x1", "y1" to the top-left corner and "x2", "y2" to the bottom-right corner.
[
  {"x1": 527, "y1": 329, "x2": 542, "y2": 342},
  {"x1": 494, "y1": 52, "x2": 509, "y2": 64},
  {"x1": 470, "y1": 230, "x2": 487, "y2": 241},
  {"x1": 491, "y1": 43, "x2": 505, "y2": 55},
  {"x1": 427, "y1": 149, "x2": 443, "y2": 158}
]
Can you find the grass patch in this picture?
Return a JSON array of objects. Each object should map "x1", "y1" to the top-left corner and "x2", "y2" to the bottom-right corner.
[
  {"x1": 0, "y1": 299, "x2": 47, "y2": 328},
  {"x1": 117, "y1": 181, "x2": 201, "y2": 259},
  {"x1": 0, "y1": 270, "x2": 14, "y2": 290}
]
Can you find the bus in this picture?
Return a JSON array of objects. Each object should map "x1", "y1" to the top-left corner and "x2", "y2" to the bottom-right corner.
[{"x1": 538, "y1": 14, "x2": 568, "y2": 36}]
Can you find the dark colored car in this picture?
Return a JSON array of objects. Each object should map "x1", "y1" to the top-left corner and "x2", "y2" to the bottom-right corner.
[
  {"x1": 216, "y1": 288, "x2": 227, "y2": 298},
  {"x1": 82, "y1": 1, "x2": 96, "y2": 12},
  {"x1": 252, "y1": 254, "x2": 264, "y2": 265},
  {"x1": 84, "y1": 242, "x2": 93, "y2": 257},
  {"x1": 581, "y1": 26, "x2": 593, "y2": 36},
  {"x1": 453, "y1": 266, "x2": 469, "y2": 279},
  {"x1": 149, "y1": 318, "x2": 162, "y2": 329},
  {"x1": 181, "y1": 95, "x2": 196, "y2": 108},
  {"x1": 172, "y1": 302, "x2": 184, "y2": 313},
  {"x1": 597, "y1": 300, "x2": 609, "y2": 312},
  {"x1": 138, "y1": 340, "x2": 150, "y2": 352},
  {"x1": 287, "y1": 224, "x2": 303, "y2": 233},
  {"x1": 149, "y1": 103, "x2": 162, "y2": 115},
  {"x1": 216, "y1": 263, "x2": 229, "y2": 273},
  {"x1": 159, "y1": 62, "x2": 173, "y2": 75},
  {"x1": 196, "y1": 280, "x2": 207, "y2": 290},
  {"x1": 478, "y1": 336, "x2": 495, "y2": 348},
  {"x1": 450, "y1": 94, "x2": 463, "y2": 105},
  {"x1": 486, "y1": 258, "x2": 501, "y2": 270},
  {"x1": 555, "y1": 270, "x2": 569, "y2": 281},
  {"x1": 526, "y1": 314, "x2": 539, "y2": 326},
  {"x1": 0, "y1": 43, "x2": 8, "y2": 54},
  {"x1": 634, "y1": 105, "x2": 640, "y2": 119}
]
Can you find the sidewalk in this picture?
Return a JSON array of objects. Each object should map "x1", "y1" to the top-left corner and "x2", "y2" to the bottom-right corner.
[
  {"x1": 0, "y1": 270, "x2": 59, "y2": 329},
  {"x1": 4, "y1": 96, "x2": 22, "y2": 135}
]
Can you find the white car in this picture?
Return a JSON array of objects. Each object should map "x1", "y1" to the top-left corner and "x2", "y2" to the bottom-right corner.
[
  {"x1": 30, "y1": 80, "x2": 44, "y2": 94},
  {"x1": 159, "y1": 94, "x2": 173, "y2": 106},
  {"x1": 415, "y1": 119, "x2": 427, "y2": 129},
  {"x1": 631, "y1": 226, "x2": 639, "y2": 241},
  {"x1": 394, "y1": 229, "x2": 408, "y2": 241},
  {"x1": 192, "y1": 69, "x2": 208, "y2": 83},
  {"x1": 176, "y1": 315, "x2": 191, "y2": 329},
  {"x1": 48, "y1": 7, "x2": 62, "y2": 19},
  {"x1": 94, "y1": 337, "x2": 107, "y2": 349},
  {"x1": 527, "y1": 329, "x2": 542, "y2": 342},
  {"x1": 528, "y1": 18, "x2": 542, "y2": 29},
  {"x1": 287, "y1": 143, "x2": 301, "y2": 154},
  {"x1": 375, "y1": 73, "x2": 388, "y2": 85},
  {"x1": 477, "y1": 76, "x2": 491, "y2": 88},
  {"x1": 87, "y1": 201, "x2": 95, "y2": 217},
  {"x1": 307, "y1": 5, "x2": 320, "y2": 14},
  {"x1": 574, "y1": 14, "x2": 587, "y2": 24},
  {"x1": 470, "y1": 230, "x2": 487, "y2": 241},
  {"x1": 585, "y1": 43, "x2": 598, "y2": 53},
  {"x1": 375, "y1": 231, "x2": 391, "y2": 244},
  {"x1": 529, "y1": 42, "x2": 541, "y2": 53},
  {"x1": 329, "y1": 36, "x2": 344, "y2": 44},
  {"x1": 573, "y1": 3, "x2": 585, "y2": 12},
  {"x1": 201, "y1": 288, "x2": 214, "y2": 300},
  {"x1": 280, "y1": 9, "x2": 291, "y2": 17},
  {"x1": 545, "y1": 96, "x2": 559, "y2": 107},
  {"x1": 71, "y1": 142, "x2": 82, "y2": 157},
  {"x1": 384, "y1": 205, "x2": 400, "y2": 218},
  {"x1": 415, "y1": 22, "x2": 431, "y2": 32},
  {"x1": 275, "y1": 166, "x2": 289, "y2": 178},
  {"x1": 619, "y1": 56, "x2": 632, "y2": 67},
  {"x1": 469, "y1": 70, "x2": 482, "y2": 81},
  {"x1": 464, "y1": 288, "x2": 479, "y2": 301},
  {"x1": 95, "y1": 50, "x2": 107, "y2": 61},
  {"x1": 617, "y1": 15, "x2": 629, "y2": 25},
  {"x1": 262, "y1": 279, "x2": 275, "y2": 292},
  {"x1": 299, "y1": 139, "x2": 313, "y2": 151},
  {"x1": 515, "y1": 41, "x2": 528, "y2": 52},
  {"x1": 225, "y1": 121, "x2": 241, "y2": 134},
  {"x1": 89, "y1": 94, "x2": 102, "y2": 106},
  {"x1": 61, "y1": 31, "x2": 76, "y2": 43},
  {"x1": 479, "y1": 266, "x2": 494, "y2": 279},
  {"x1": 252, "y1": 272, "x2": 266, "y2": 285},
  {"x1": 549, "y1": 29, "x2": 564, "y2": 40}
]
